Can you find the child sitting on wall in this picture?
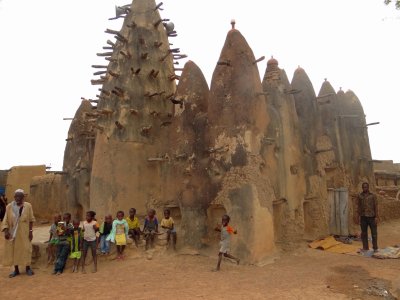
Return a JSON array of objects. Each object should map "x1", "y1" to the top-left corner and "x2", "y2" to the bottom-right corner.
[
  {"x1": 53, "y1": 212, "x2": 73, "y2": 275},
  {"x1": 213, "y1": 214, "x2": 240, "y2": 271},
  {"x1": 99, "y1": 214, "x2": 113, "y2": 255},
  {"x1": 126, "y1": 208, "x2": 141, "y2": 247},
  {"x1": 161, "y1": 209, "x2": 177, "y2": 250},
  {"x1": 70, "y1": 219, "x2": 83, "y2": 273},
  {"x1": 143, "y1": 209, "x2": 158, "y2": 250},
  {"x1": 47, "y1": 213, "x2": 61, "y2": 265},
  {"x1": 107, "y1": 211, "x2": 129, "y2": 259}
]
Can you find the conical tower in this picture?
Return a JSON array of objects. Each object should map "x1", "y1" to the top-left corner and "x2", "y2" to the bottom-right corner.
[
  {"x1": 207, "y1": 25, "x2": 276, "y2": 262},
  {"x1": 291, "y1": 67, "x2": 329, "y2": 237},
  {"x1": 315, "y1": 79, "x2": 348, "y2": 188},
  {"x1": 63, "y1": 100, "x2": 96, "y2": 217},
  {"x1": 343, "y1": 90, "x2": 375, "y2": 191},
  {"x1": 262, "y1": 57, "x2": 307, "y2": 243},
  {"x1": 168, "y1": 60, "x2": 211, "y2": 248},
  {"x1": 90, "y1": 0, "x2": 177, "y2": 217}
]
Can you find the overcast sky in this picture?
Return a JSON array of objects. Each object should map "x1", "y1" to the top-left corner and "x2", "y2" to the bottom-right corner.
[{"x1": 0, "y1": 0, "x2": 399, "y2": 170}]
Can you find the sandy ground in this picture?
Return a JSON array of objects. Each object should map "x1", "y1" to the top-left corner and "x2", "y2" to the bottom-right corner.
[{"x1": 1, "y1": 220, "x2": 400, "y2": 300}]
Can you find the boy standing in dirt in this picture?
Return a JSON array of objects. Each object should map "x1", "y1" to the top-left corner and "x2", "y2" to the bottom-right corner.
[
  {"x1": 81, "y1": 211, "x2": 99, "y2": 273},
  {"x1": 213, "y1": 214, "x2": 240, "y2": 271}
]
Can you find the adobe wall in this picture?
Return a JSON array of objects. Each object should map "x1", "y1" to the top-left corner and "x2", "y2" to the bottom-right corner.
[
  {"x1": 29, "y1": 173, "x2": 67, "y2": 220},
  {"x1": 5, "y1": 165, "x2": 46, "y2": 201}
]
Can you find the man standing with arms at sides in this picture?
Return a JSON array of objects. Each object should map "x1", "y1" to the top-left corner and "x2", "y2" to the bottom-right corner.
[
  {"x1": 1, "y1": 189, "x2": 36, "y2": 277},
  {"x1": 356, "y1": 182, "x2": 379, "y2": 252}
]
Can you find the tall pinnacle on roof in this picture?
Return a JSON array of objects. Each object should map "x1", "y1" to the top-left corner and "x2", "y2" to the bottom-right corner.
[
  {"x1": 318, "y1": 78, "x2": 335, "y2": 97},
  {"x1": 89, "y1": 0, "x2": 179, "y2": 216},
  {"x1": 209, "y1": 27, "x2": 267, "y2": 132},
  {"x1": 91, "y1": 0, "x2": 177, "y2": 142}
]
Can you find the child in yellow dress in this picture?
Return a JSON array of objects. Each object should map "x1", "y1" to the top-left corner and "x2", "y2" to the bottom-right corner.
[
  {"x1": 70, "y1": 219, "x2": 83, "y2": 272},
  {"x1": 107, "y1": 211, "x2": 129, "y2": 259}
]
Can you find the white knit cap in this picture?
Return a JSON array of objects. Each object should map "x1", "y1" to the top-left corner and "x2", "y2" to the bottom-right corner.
[{"x1": 14, "y1": 189, "x2": 25, "y2": 194}]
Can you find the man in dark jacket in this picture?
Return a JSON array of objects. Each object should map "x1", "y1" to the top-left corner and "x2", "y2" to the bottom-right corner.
[{"x1": 356, "y1": 182, "x2": 379, "y2": 252}]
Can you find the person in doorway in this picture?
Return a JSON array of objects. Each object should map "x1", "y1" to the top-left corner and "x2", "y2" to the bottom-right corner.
[
  {"x1": 213, "y1": 214, "x2": 240, "y2": 271},
  {"x1": 356, "y1": 182, "x2": 379, "y2": 252},
  {"x1": 1, "y1": 189, "x2": 36, "y2": 278}
]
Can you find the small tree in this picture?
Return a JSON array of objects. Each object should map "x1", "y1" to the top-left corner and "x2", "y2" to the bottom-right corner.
[{"x1": 384, "y1": 0, "x2": 400, "y2": 9}]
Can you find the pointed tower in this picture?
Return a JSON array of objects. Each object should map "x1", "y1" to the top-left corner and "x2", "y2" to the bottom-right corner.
[
  {"x1": 314, "y1": 79, "x2": 348, "y2": 188},
  {"x1": 207, "y1": 25, "x2": 276, "y2": 263},
  {"x1": 291, "y1": 67, "x2": 329, "y2": 237},
  {"x1": 167, "y1": 60, "x2": 211, "y2": 248},
  {"x1": 343, "y1": 90, "x2": 375, "y2": 191},
  {"x1": 90, "y1": 0, "x2": 177, "y2": 217},
  {"x1": 63, "y1": 100, "x2": 96, "y2": 218},
  {"x1": 262, "y1": 57, "x2": 307, "y2": 242}
]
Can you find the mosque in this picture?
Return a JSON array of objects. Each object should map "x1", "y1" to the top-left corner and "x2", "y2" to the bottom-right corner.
[{"x1": 2, "y1": 0, "x2": 398, "y2": 263}]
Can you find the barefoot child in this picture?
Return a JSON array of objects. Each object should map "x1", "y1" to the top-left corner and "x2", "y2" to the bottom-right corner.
[
  {"x1": 214, "y1": 215, "x2": 240, "y2": 271},
  {"x1": 143, "y1": 209, "x2": 158, "y2": 250},
  {"x1": 161, "y1": 209, "x2": 177, "y2": 250},
  {"x1": 82, "y1": 211, "x2": 99, "y2": 273},
  {"x1": 107, "y1": 211, "x2": 129, "y2": 259},
  {"x1": 47, "y1": 213, "x2": 61, "y2": 264},
  {"x1": 126, "y1": 208, "x2": 141, "y2": 247},
  {"x1": 99, "y1": 214, "x2": 113, "y2": 255},
  {"x1": 53, "y1": 213, "x2": 73, "y2": 275},
  {"x1": 70, "y1": 219, "x2": 83, "y2": 272}
]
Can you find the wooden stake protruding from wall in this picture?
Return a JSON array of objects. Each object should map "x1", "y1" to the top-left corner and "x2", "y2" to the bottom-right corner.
[{"x1": 253, "y1": 56, "x2": 265, "y2": 64}]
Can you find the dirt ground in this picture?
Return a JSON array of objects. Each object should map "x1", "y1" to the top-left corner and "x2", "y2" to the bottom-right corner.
[{"x1": 1, "y1": 220, "x2": 400, "y2": 300}]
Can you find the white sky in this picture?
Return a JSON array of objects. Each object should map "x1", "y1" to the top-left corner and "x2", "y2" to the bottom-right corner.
[{"x1": 0, "y1": 0, "x2": 399, "y2": 170}]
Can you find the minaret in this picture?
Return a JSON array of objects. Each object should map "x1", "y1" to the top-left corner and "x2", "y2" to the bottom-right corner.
[
  {"x1": 207, "y1": 24, "x2": 276, "y2": 262},
  {"x1": 315, "y1": 79, "x2": 345, "y2": 187},
  {"x1": 344, "y1": 90, "x2": 375, "y2": 190},
  {"x1": 262, "y1": 57, "x2": 307, "y2": 242},
  {"x1": 168, "y1": 60, "x2": 211, "y2": 248},
  {"x1": 90, "y1": 0, "x2": 177, "y2": 217},
  {"x1": 63, "y1": 100, "x2": 96, "y2": 217},
  {"x1": 291, "y1": 67, "x2": 329, "y2": 237}
]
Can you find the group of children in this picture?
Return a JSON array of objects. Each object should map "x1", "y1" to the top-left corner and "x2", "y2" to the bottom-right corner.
[{"x1": 47, "y1": 207, "x2": 177, "y2": 274}]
